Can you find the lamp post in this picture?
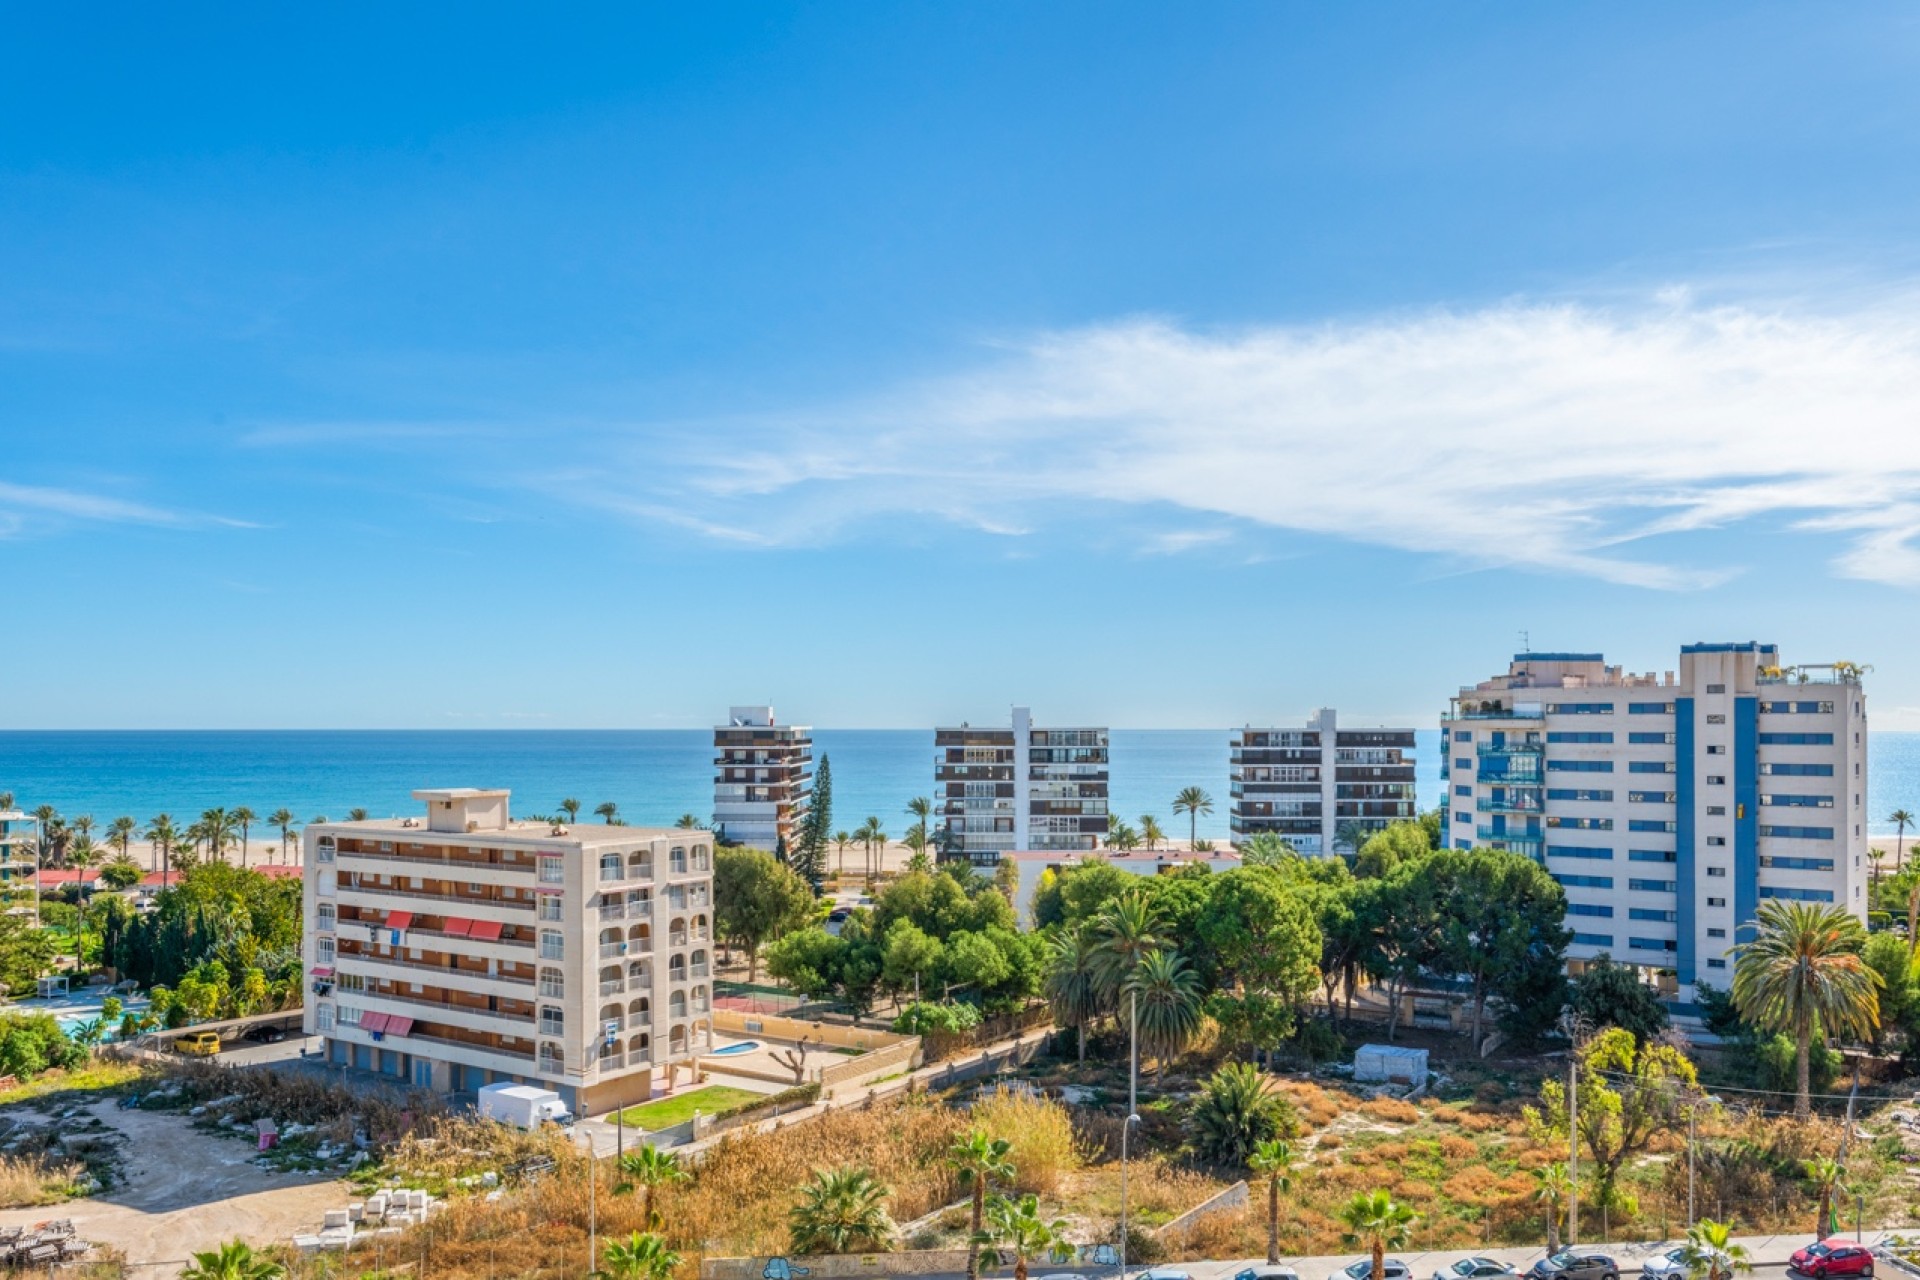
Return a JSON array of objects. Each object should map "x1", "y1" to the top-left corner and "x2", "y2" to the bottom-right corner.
[{"x1": 1118, "y1": 989, "x2": 1139, "y2": 1280}]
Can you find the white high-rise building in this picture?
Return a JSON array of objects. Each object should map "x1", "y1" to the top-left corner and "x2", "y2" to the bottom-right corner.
[
  {"x1": 712, "y1": 706, "x2": 812, "y2": 852},
  {"x1": 1441, "y1": 645, "x2": 1867, "y2": 1010},
  {"x1": 0, "y1": 809, "x2": 38, "y2": 916},
  {"x1": 935, "y1": 707, "x2": 1109, "y2": 866},
  {"x1": 1230, "y1": 709, "x2": 1418, "y2": 855}
]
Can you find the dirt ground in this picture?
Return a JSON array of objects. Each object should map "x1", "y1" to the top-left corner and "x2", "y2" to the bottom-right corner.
[{"x1": 0, "y1": 1097, "x2": 347, "y2": 1270}]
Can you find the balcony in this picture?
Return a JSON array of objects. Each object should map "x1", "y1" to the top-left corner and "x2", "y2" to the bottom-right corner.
[
  {"x1": 336, "y1": 848, "x2": 536, "y2": 877},
  {"x1": 336, "y1": 883, "x2": 535, "y2": 914},
  {"x1": 599, "y1": 902, "x2": 627, "y2": 921},
  {"x1": 1476, "y1": 742, "x2": 1544, "y2": 757},
  {"x1": 337, "y1": 949, "x2": 533, "y2": 990},
  {"x1": 600, "y1": 978, "x2": 625, "y2": 997},
  {"x1": 1476, "y1": 796, "x2": 1544, "y2": 815}
]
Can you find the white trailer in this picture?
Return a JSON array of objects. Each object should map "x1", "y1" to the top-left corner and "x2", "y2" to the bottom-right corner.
[{"x1": 477, "y1": 1083, "x2": 574, "y2": 1129}]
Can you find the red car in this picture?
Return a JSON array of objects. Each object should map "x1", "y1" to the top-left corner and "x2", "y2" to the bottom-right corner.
[{"x1": 1791, "y1": 1240, "x2": 1874, "y2": 1278}]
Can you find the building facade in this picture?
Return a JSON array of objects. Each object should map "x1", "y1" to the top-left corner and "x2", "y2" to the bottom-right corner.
[
  {"x1": 935, "y1": 707, "x2": 1109, "y2": 866},
  {"x1": 0, "y1": 810, "x2": 38, "y2": 917},
  {"x1": 1001, "y1": 847, "x2": 1242, "y2": 928},
  {"x1": 301, "y1": 789, "x2": 714, "y2": 1114},
  {"x1": 1230, "y1": 709, "x2": 1418, "y2": 855},
  {"x1": 712, "y1": 706, "x2": 812, "y2": 851},
  {"x1": 1441, "y1": 646, "x2": 1867, "y2": 1008}
]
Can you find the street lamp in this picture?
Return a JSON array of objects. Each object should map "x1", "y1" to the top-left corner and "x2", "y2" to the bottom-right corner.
[
  {"x1": 1118, "y1": 988, "x2": 1140, "y2": 1280},
  {"x1": 1118, "y1": 1111, "x2": 1141, "y2": 1280}
]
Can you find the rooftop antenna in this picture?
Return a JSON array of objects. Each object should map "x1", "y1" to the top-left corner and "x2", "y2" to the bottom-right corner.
[{"x1": 1520, "y1": 629, "x2": 1531, "y2": 655}]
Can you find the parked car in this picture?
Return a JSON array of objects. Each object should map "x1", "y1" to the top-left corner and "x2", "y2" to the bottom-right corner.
[
  {"x1": 173, "y1": 1031, "x2": 221, "y2": 1056},
  {"x1": 1791, "y1": 1240, "x2": 1875, "y2": 1278},
  {"x1": 1645, "y1": 1246, "x2": 1729, "y2": 1279},
  {"x1": 1238, "y1": 1267, "x2": 1301, "y2": 1280},
  {"x1": 1528, "y1": 1252, "x2": 1618, "y2": 1280},
  {"x1": 1135, "y1": 1270, "x2": 1194, "y2": 1280},
  {"x1": 240, "y1": 1024, "x2": 288, "y2": 1044},
  {"x1": 1438, "y1": 1259, "x2": 1517, "y2": 1280},
  {"x1": 1339, "y1": 1259, "x2": 1413, "y2": 1280}
]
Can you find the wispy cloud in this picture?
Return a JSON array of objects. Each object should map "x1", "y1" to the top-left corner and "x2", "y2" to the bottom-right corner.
[
  {"x1": 0, "y1": 481, "x2": 249, "y2": 537},
  {"x1": 590, "y1": 293, "x2": 1920, "y2": 589}
]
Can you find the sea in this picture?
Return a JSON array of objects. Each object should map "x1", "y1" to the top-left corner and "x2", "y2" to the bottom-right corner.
[{"x1": 3, "y1": 729, "x2": 1919, "y2": 841}]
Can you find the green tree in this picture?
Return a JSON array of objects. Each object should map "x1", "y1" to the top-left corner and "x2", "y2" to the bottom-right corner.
[
  {"x1": 107, "y1": 815, "x2": 137, "y2": 858},
  {"x1": 1191, "y1": 1060, "x2": 1293, "y2": 1165},
  {"x1": 907, "y1": 796, "x2": 933, "y2": 852},
  {"x1": 1864, "y1": 931, "x2": 1916, "y2": 1052},
  {"x1": 1031, "y1": 860, "x2": 1138, "y2": 931},
  {"x1": 1428, "y1": 848, "x2": 1572, "y2": 1046},
  {"x1": 713, "y1": 847, "x2": 816, "y2": 981},
  {"x1": 1043, "y1": 924, "x2": 1104, "y2": 1062},
  {"x1": 789, "y1": 1167, "x2": 895, "y2": 1255},
  {"x1": 880, "y1": 919, "x2": 945, "y2": 1005},
  {"x1": 1354, "y1": 822, "x2": 1429, "y2": 878},
  {"x1": 949, "y1": 1129, "x2": 1015, "y2": 1280},
  {"x1": 1338, "y1": 1190, "x2": 1417, "y2": 1280},
  {"x1": 791, "y1": 755, "x2": 834, "y2": 893},
  {"x1": 1803, "y1": 1157, "x2": 1844, "y2": 1238},
  {"x1": 144, "y1": 813, "x2": 176, "y2": 876},
  {"x1": 198, "y1": 807, "x2": 236, "y2": 862},
  {"x1": 1682, "y1": 1218, "x2": 1752, "y2": 1280},
  {"x1": 560, "y1": 798, "x2": 582, "y2": 825},
  {"x1": 1572, "y1": 953, "x2": 1671, "y2": 1045},
  {"x1": 1732, "y1": 900, "x2": 1880, "y2": 1119},
  {"x1": 1335, "y1": 819, "x2": 1373, "y2": 859},
  {"x1": 100, "y1": 855, "x2": 141, "y2": 891},
  {"x1": 267, "y1": 809, "x2": 296, "y2": 863},
  {"x1": 978, "y1": 1193, "x2": 1066, "y2": 1280},
  {"x1": 834, "y1": 830, "x2": 854, "y2": 881},
  {"x1": 615, "y1": 1145, "x2": 688, "y2": 1231},
  {"x1": 1087, "y1": 891, "x2": 1164, "y2": 1008},
  {"x1": 180, "y1": 1239, "x2": 285, "y2": 1280},
  {"x1": 1139, "y1": 815, "x2": 1166, "y2": 851},
  {"x1": 595, "y1": 801, "x2": 620, "y2": 824},
  {"x1": 1533, "y1": 1161, "x2": 1570, "y2": 1253},
  {"x1": 857, "y1": 816, "x2": 885, "y2": 881},
  {"x1": 1193, "y1": 867, "x2": 1322, "y2": 1060},
  {"x1": 1248, "y1": 1138, "x2": 1299, "y2": 1263},
  {"x1": 231, "y1": 806, "x2": 257, "y2": 868},
  {"x1": 1238, "y1": 833, "x2": 1298, "y2": 867},
  {"x1": 594, "y1": 1231, "x2": 681, "y2": 1280},
  {"x1": 1525, "y1": 1026, "x2": 1698, "y2": 1215},
  {"x1": 1105, "y1": 817, "x2": 1140, "y2": 851},
  {"x1": 1890, "y1": 809, "x2": 1916, "y2": 876},
  {"x1": 1126, "y1": 949, "x2": 1202, "y2": 1078},
  {"x1": 1172, "y1": 786, "x2": 1213, "y2": 848}
]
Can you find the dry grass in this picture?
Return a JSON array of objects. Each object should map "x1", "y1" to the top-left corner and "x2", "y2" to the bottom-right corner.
[
  {"x1": 1359, "y1": 1097, "x2": 1420, "y2": 1125},
  {"x1": 970, "y1": 1086, "x2": 1085, "y2": 1195},
  {"x1": 0, "y1": 1153, "x2": 85, "y2": 1208}
]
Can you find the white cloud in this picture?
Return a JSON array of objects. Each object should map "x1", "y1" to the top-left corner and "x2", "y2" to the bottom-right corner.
[
  {"x1": 612, "y1": 293, "x2": 1920, "y2": 589},
  {"x1": 0, "y1": 481, "x2": 247, "y2": 536}
]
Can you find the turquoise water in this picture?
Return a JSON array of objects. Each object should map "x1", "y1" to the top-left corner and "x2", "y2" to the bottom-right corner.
[
  {"x1": 708, "y1": 1040, "x2": 760, "y2": 1056},
  {"x1": 2, "y1": 728, "x2": 1917, "y2": 841}
]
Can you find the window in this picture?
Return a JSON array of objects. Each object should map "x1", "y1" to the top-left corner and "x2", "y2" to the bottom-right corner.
[
  {"x1": 1454, "y1": 785, "x2": 1471, "y2": 797},
  {"x1": 1630, "y1": 908, "x2": 1677, "y2": 922},
  {"x1": 539, "y1": 1007, "x2": 565, "y2": 1036},
  {"x1": 1630, "y1": 819, "x2": 1677, "y2": 833},
  {"x1": 1761, "y1": 794, "x2": 1835, "y2": 808},
  {"x1": 538, "y1": 1043, "x2": 563, "y2": 1074},
  {"x1": 539, "y1": 857, "x2": 565, "y2": 884},
  {"x1": 317, "y1": 904, "x2": 336, "y2": 930},
  {"x1": 1707, "y1": 958, "x2": 1727, "y2": 970},
  {"x1": 1572, "y1": 932, "x2": 1613, "y2": 947},
  {"x1": 1548, "y1": 732, "x2": 1615, "y2": 744},
  {"x1": 1761, "y1": 856, "x2": 1836, "y2": 871},
  {"x1": 1549, "y1": 760, "x2": 1614, "y2": 773},
  {"x1": 316, "y1": 937, "x2": 336, "y2": 965},
  {"x1": 1761, "y1": 762, "x2": 1834, "y2": 776},
  {"x1": 1761, "y1": 886, "x2": 1835, "y2": 903},
  {"x1": 1454, "y1": 811, "x2": 1471, "y2": 825},
  {"x1": 1706, "y1": 896, "x2": 1726, "y2": 907},
  {"x1": 539, "y1": 896, "x2": 563, "y2": 922},
  {"x1": 1760, "y1": 700, "x2": 1834, "y2": 715},
  {"x1": 1629, "y1": 732, "x2": 1676, "y2": 745},
  {"x1": 1630, "y1": 937, "x2": 1677, "y2": 952},
  {"x1": 1706, "y1": 835, "x2": 1727, "y2": 846},
  {"x1": 540, "y1": 929, "x2": 565, "y2": 960},
  {"x1": 539, "y1": 968, "x2": 565, "y2": 998},
  {"x1": 1629, "y1": 761, "x2": 1676, "y2": 774},
  {"x1": 1707, "y1": 927, "x2": 1727, "y2": 939},
  {"x1": 1706, "y1": 683, "x2": 1726, "y2": 694},
  {"x1": 1629, "y1": 878, "x2": 1677, "y2": 893},
  {"x1": 315, "y1": 1005, "x2": 335, "y2": 1032},
  {"x1": 337, "y1": 972, "x2": 364, "y2": 993},
  {"x1": 1547, "y1": 816, "x2": 1613, "y2": 830},
  {"x1": 338, "y1": 1005, "x2": 361, "y2": 1025},
  {"x1": 1549, "y1": 846, "x2": 1613, "y2": 860},
  {"x1": 1760, "y1": 825, "x2": 1835, "y2": 840},
  {"x1": 317, "y1": 839, "x2": 336, "y2": 864},
  {"x1": 1706, "y1": 744, "x2": 1726, "y2": 755},
  {"x1": 1567, "y1": 903, "x2": 1614, "y2": 917},
  {"x1": 1707, "y1": 806, "x2": 1726, "y2": 816},
  {"x1": 1554, "y1": 874, "x2": 1614, "y2": 889},
  {"x1": 1629, "y1": 791, "x2": 1676, "y2": 804},
  {"x1": 1455, "y1": 757, "x2": 1471, "y2": 770},
  {"x1": 1454, "y1": 730, "x2": 1471, "y2": 742},
  {"x1": 1707, "y1": 866, "x2": 1727, "y2": 877},
  {"x1": 1547, "y1": 789, "x2": 1613, "y2": 802},
  {"x1": 1628, "y1": 702, "x2": 1674, "y2": 714},
  {"x1": 1760, "y1": 732, "x2": 1834, "y2": 745},
  {"x1": 1629, "y1": 849, "x2": 1676, "y2": 863},
  {"x1": 1707, "y1": 714, "x2": 1726, "y2": 724},
  {"x1": 1547, "y1": 703, "x2": 1615, "y2": 714}
]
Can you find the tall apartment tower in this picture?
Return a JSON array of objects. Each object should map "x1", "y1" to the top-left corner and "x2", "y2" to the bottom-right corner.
[
  {"x1": 0, "y1": 808, "x2": 38, "y2": 916},
  {"x1": 1441, "y1": 645, "x2": 1867, "y2": 1009},
  {"x1": 712, "y1": 706, "x2": 813, "y2": 851},
  {"x1": 935, "y1": 706, "x2": 1109, "y2": 866},
  {"x1": 1230, "y1": 709, "x2": 1418, "y2": 855},
  {"x1": 302, "y1": 789, "x2": 714, "y2": 1115}
]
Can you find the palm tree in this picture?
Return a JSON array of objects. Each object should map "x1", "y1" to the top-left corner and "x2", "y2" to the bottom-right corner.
[
  {"x1": 72, "y1": 814, "x2": 95, "y2": 847},
  {"x1": 347, "y1": 807, "x2": 369, "y2": 822},
  {"x1": 1804, "y1": 1157, "x2": 1844, "y2": 1238},
  {"x1": 560, "y1": 797, "x2": 582, "y2": 825},
  {"x1": 1139, "y1": 815, "x2": 1165, "y2": 851},
  {"x1": 1533, "y1": 1161, "x2": 1570, "y2": 1253},
  {"x1": 1732, "y1": 900, "x2": 1881, "y2": 1119},
  {"x1": 180, "y1": 1239, "x2": 285, "y2": 1280},
  {"x1": 0, "y1": 792, "x2": 11, "y2": 810},
  {"x1": 1191, "y1": 1061, "x2": 1288, "y2": 1164},
  {"x1": 268, "y1": 809, "x2": 296, "y2": 863},
  {"x1": 594, "y1": 1231, "x2": 681, "y2": 1280},
  {"x1": 788, "y1": 1167, "x2": 896, "y2": 1255},
  {"x1": 144, "y1": 813, "x2": 175, "y2": 877},
  {"x1": 1126, "y1": 949, "x2": 1202, "y2": 1080},
  {"x1": 1043, "y1": 925, "x2": 1104, "y2": 1062},
  {"x1": 231, "y1": 806, "x2": 257, "y2": 867},
  {"x1": 978, "y1": 1193, "x2": 1067, "y2": 1280},
  {"x1": 595, "y1": 801, "x2": 620, "y2": 824},
  {"x1": 1339, "y1": 1190, "x2": 1418, "y2": 1280},
  {"x1": 1336, "y1": 819, "x2": 1371, "y2": 857},
  {"x1": 1248, "y1": 1138, "x2": 1299, "y2": 1263},
  {"x1": 675, "y1": 813, "x2": 703, "y2": 829},
  {"x1": 834, "y1": 830, "x2": 854, "y2": 880},
  {"x1": 1891, "y1": 809, "x2": 1916, "y2": 875},
  {"x1": 907, "y1": 796, "x2": 933, "y2": 850},
  {"x1": 615, "y1": 1145, "x2": 688, "y2": 1232},
  {"x1": 1681, "y1": 1218, "x2": 1753, "y2": 1280},
  {"x1": 1088, "y1": 892, "x2": 1164, "y2": 1007},
  {"x1": 107, "y1": 816, "x2": 136, "y2": 858},
  {"x1": 198, "y1": 807, "x2": 236, "y2": 862},
  {"x1": 948, "y1": 1130, "x2": 1016, "y2": 1280},
  {"x1": 1172, "y1": 786, "x2": 1213, "y2": 848},
  {"x1": 858, "y1": 816, "x2": 885, "y2": 880}
]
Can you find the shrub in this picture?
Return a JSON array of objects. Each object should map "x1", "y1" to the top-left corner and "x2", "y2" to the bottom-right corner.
[
  {"x1": 1430, "y1": 1105, "x2": 1464, "y2": 1125},
  {"x1": 1189, "y1": 1062, "x2": 1297, "y2": 1166},
  {"x1": 891, "y1": 1001, "x2": 981, "y2": 1036},
  {"x1": 1439, "y1": 1134, "x2": 1478, "y2": 1161},
  {"x1": 0, "y1": 1154, "x2": 85, "y2": 1208},
  {"x1": 969, "y1": 1087, "x2": 1081, "y2": 1195},
  {"x1": 1317, "y1": 1132, "x2": 1343, "y2": 1150},
  {"x1": 1359, "y1": 1097, "x2": 1420, "y2": 1124}
]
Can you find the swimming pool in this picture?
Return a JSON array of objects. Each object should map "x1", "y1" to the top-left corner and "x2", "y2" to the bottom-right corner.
[{"x1": 708, "y1": 1040, "x2": 760, "y2": 1056}]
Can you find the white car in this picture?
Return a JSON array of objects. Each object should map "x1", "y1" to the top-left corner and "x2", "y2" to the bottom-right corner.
[
  {"x1": 1340, "y1": 1261, "x2": 1413, "y2": 1280},
  {"x1": 1238, "y1": 1268, "x2": 1302, "y2": 1280},
  {"x1": 1438, "y1": 1260, "x2": 1518, "y2": 1280},
  {"x1": 1645, "y1": 1248, "x2": 1728, "y2": 1279}
]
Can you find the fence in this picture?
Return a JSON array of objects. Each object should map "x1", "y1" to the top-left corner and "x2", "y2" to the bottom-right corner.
[
  {"x1": 818, "y1": 1037, "x2": 921, "y2": 1099},
  {"x1": 920, "y1": 1004, "x2": 1054, "y2": 1062}
]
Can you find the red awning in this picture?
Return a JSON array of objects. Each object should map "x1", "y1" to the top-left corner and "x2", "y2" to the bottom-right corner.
[
  {"x1": 309, "y1": 966, "x2": 334, "y2": 978},
  {"x1": 386, "y1": 911, "x2": 414, "y2": 930},
  {"x1": 441, "y1": 918, "x2": 473, "y2": 937},
  {"x1": 468, "y1": 919, "x2": 503, "y2": 942},
  {"x1": 384, "y1": 1015, "x2": 414, "y2": 1037},
  {"x1": 360, "y1": 1013, "x2": 391, "y2": 1034}
]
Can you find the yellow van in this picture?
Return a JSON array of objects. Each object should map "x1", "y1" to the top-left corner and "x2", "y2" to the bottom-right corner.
[{"x1": 174, "y1": 1031, "x2": 221, "y2": 1056}]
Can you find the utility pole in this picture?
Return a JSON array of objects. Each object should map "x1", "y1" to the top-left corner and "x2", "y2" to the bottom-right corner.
[
  {"x1": 1687, "y1": 1101, "x2": 1696, "y2": 1228},
  {"x1": 1567, "y1": 1038, "x2": 1580, "y2": 1246},
  {"x1": 1119, "y1": 990, "x2": 1138, "y2": 1280}
]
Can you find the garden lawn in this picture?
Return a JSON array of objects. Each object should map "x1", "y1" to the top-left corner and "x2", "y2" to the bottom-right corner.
[{"x1": 617, "y1": 1085, "x2": 764, "y2": 1129}]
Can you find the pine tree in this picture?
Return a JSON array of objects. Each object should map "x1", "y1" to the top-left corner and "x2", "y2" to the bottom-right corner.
[
  {"x1": 792, "y1": 754, "x2": 832, "y2": 893},
  {"x1": 773, "y1": 833, "x2": 791, "y2": 866}
]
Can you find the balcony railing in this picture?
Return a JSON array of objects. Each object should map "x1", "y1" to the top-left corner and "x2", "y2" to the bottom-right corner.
[
  {"x1": 337, "y1": 848, "x2": 536, "y2": 875},
  {"x1": 1476, "y1": 742, "x2": 1544, "y2": 756},
  {"x1": 338, "y1": 950, "x2": 533, "y2": 987},
  {"x1": 600, "y1": 979, "x2": 625, "y2": 997},
  {"x1": 360, "y1": 987, "x2": 535, "y2": 1022},
  {"x1": 337, "y1": 884, "x2": 534, "y2": 912},
  {"x1": 1476, "y1": 797, "x2": 1544, "y2": 814},
  {"x1": 411, "y1": 1030, "x2": 533, "y2": 1063}
]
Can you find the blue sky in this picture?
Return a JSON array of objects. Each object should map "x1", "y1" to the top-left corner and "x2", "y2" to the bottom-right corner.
[{"x1": 5, "y1": 4, "x2": 1920, "y2": 729}]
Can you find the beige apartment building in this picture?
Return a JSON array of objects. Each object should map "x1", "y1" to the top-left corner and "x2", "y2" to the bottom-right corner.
[{"x1": 302, "y1": 788, "x2": 714, "y2": 1115}]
